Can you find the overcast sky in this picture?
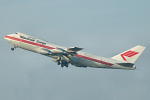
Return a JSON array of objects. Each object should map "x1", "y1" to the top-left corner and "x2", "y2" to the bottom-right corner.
[{"x1": 0, "y1": 0, "x2": 150, "y2": 100}]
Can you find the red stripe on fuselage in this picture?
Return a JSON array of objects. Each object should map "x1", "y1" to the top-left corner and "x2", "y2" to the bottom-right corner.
[
  {"x1": 5, "y1": 35, "x2": 55, "y2": 49},
  {"x1": 76, "y1": 54, "x2": 113, "y2": 66},
  {"x1": 5, "y1": 35, "x2": 113, "y2": 66}
]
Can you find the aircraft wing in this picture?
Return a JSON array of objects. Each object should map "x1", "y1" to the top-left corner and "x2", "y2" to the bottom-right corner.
[{"x1": 50, "y1": 47, "x2": 83, "y2": 67}]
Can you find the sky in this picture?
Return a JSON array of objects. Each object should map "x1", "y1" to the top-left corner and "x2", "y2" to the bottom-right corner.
[{"x1": 0, "y1": 0, "x2": 150, "y2": 100}]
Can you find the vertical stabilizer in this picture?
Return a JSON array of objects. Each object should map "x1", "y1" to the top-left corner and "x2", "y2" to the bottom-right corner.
[{"x1": 111, "y1": 45, "x2": 146, "y2": 63}]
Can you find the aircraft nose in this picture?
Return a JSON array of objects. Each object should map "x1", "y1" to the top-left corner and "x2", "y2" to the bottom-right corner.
[
  {"x1": 4, "y1": 35, "x2": 12, "y2": 42},
  {"x1": 4, "y1": 35, "x2": 7, "y2": 38},
  {"x1": 4, "y1": 35, "x2": 8, "y2": 40},
  {"x1": 4, "y1": 35, "x2": 9, "y2": 41}
]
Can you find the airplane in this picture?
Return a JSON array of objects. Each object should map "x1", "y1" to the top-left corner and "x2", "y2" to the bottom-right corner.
[{"x1": 4, "y1": 32, "x2": 146, "y2": 70}]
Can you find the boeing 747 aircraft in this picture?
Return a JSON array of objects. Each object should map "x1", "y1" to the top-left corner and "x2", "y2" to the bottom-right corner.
[{"x1": 4, "y1": 32, "x2": 146, "y2": 69}]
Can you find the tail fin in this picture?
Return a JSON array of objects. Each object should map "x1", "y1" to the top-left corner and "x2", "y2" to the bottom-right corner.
[{"x1": 111, "y1": 45, "x2": 146, "y2": 63}]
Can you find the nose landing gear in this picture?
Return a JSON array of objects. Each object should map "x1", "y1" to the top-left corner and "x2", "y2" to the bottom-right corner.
[{"x1": 11, "y1": 45, "x2": 17, "y2": 51}]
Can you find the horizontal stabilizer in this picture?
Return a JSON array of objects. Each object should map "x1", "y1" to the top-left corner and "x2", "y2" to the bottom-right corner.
[{"x1": 117, "y1": 63, "x2": 134, "y2": 68}]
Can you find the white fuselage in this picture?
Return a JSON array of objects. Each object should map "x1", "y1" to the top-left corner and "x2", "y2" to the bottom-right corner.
[{"x1": 4, "y1": 33, "x2": 136, "y2": 70}]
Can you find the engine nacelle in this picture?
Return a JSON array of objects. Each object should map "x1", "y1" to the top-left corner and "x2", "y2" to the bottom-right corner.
[
  {"x1": 51, "y1": 58, "x2": 58, "y2": 62},
  {"x1": 51, "y1": 48, "x2": 66, "y2": 54},
  {"x1": 51, "y1": 55, "x2": 70, "y2": 63}
]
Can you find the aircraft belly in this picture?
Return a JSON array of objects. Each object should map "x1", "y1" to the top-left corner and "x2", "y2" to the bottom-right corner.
[
  {"x1": 10, "y1": 39, "x2": 20, "y2": 46},
  {"x1": 71, "y1": 56, "x2": 107, "y2": 68}
]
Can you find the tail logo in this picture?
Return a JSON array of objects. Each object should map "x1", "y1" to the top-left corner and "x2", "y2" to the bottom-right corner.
[{"x1": 121, "y1": 50, "x2": 139, "y2": 61}]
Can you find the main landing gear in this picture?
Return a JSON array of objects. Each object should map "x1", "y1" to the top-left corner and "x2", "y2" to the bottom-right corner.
[
  {"x1": 57, "y1": 57, "x2": 69, "y2": 68},
  {"x1": 57, "y1": 61, "x2": 69, "y2": 68},
  {"x1": 11, "y1": 48, "x2": 15, "y2": 51},
  {"x1": 61, "y1": 62, "x2": 69, "y2": 68}
]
